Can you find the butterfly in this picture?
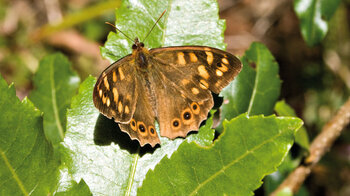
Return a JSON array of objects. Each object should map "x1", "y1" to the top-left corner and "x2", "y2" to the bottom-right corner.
[{"x1": 93, "y1": 13, "x2": 242, "y2": 147}]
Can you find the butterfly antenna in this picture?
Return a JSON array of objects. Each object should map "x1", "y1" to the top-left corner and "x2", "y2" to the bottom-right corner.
[
  {"x1": 105, "y1": 22, "x2": 134, "y2": 42},
  {"x1": 142, "y1": 10, "x2": 166, "y2": 42}
]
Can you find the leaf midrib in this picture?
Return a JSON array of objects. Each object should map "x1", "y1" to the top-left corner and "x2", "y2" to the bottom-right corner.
[
  {"x1": 49, "y1": 61, "x2": 64, "y2": 140},
  {"x1": 247, "y1": 47, "x2": 261, "y2": 115},
  {"x1": 189, "y1": 129, "x2": 283, "y2": 195},
  {"x1": 0, "y1": 148, "x2": 28, "y2": 196},
  {"x1": 125, "y1": 150, "x2": 140, "y2": 196}
]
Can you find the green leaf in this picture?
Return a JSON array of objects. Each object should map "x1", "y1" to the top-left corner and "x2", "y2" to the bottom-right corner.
[
  {"x1": 59, "y1": 76, "x2": 214, "y2": 195},
  {"x1": 0, "y1": 75, "x2": 59, "y2": 195},
  {"x1": 56, "y1": 180, "x2": 92, "y2": 196},
  {"x1": 275, "y1": 100, "x2": 310, "y2": 150},
  {"x1": 218, "y1": 42, "x2": 281, "y2": 131},
  {"x1": 101, "y1": 0, "x2": 225, "y2": 62},
  {"x1": 138, "y1": 114, "x2": 303, "y2": 195},
  {"x1": 294, "y1": 0, "x2": 341, "y2": 46},
  {"x1": 29, "y1": 53, "x2": 80, "y2": 147}
]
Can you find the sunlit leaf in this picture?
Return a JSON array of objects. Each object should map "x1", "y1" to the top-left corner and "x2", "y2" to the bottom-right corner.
[
  {"x1": 0, "y1": 75, "x2": 59, "y2": 195},
  {"x1": 138, "y1": 114, "x2": 303, "y2": 195},
  {"x1": 29, "y1": 53, "x2": 80, "y2": 147}
]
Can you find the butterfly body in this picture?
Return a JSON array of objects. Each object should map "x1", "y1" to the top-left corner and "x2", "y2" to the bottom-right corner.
[{"x1": 93, "y1": 38, "x2": 242, "y2": 147}]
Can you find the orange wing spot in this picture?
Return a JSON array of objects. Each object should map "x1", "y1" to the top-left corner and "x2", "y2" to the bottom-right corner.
[
  {"x1": 113, "y1": 88, "x2": 119, "y2": 103},
  {"x1": 222, "y1": 58, "x2": 229, "y2": 65},
  {"x1": 113, "y1": 71, "x2": 117, "y2": 82},
  {"x1": 99, "y1": 89, "x2": 103, "y2": 97},
  {"x1": 102, "y1": 95, "x2": 107, "y2": 104},
  {"x1": 199, "y1": 80, "x2": 209, "y2": 90},
  {"x1": 197, "y1": 65, "x2": 210, "y2": 79},
  {"x1": 218, "y1": 64, "x2": 228, "y2": 72},
  {"x1": 189, "y1": 52, "x2": 198, "y2": 62},
  {"x1": 106, "y1": 97, "x2": 110, "y2": 107},
  {"x1": 191, "y1": 87, "x2": 200, "y2": 95},
  {"x1": 118, "y1": 67, "x2": 125, "y2": 80},
  {"x1": 216, "y1": 69, "x2": 223, "y2": 77},
  {"x1": 103, "y1": 76, "x2": 110, "y2": 91},
  {"x1": 205, "y1": 51, "x2": 213, "y2": 65},
  {"x1": 177, "y1": 52, "x2": 186, "y2": 65},
  {"x1": 118, "y1": 101, "x2": 123, "y2": 113},
  {"x1": 125, "y1": 105, "x2": 130, "y2": 114}
]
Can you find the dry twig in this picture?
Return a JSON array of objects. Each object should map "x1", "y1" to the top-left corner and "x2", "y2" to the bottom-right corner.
[{"x1": 271, "y1": 97, "x2": 350, "y2": 195}]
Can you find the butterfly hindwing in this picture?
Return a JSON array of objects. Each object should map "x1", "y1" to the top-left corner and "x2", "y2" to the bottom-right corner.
[
  {"x1": 147, "y1": 46, "x2": 241, "y2": 139},
  {"x1": 93, "y1": 55, "x2": 138, "y2": 123},
  {"x1": 118, "y1": 77, "x2": 160, "y2": 147},
  {"x1": 150, "y1": 72, "x2": 214, "y2": 139}
]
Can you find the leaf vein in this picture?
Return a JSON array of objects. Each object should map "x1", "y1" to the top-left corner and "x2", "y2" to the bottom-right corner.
[
  {"x1": 49, "y1": 61, "x2": 65, "y2": 140},
  {"x1": 189, "y1": 130, "x2": 282, "y2": 195}
]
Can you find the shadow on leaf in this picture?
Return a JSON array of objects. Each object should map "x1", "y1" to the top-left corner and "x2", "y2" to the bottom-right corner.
[{"x1": 93, "y1": 114, "x2": 157, "y2": 156}]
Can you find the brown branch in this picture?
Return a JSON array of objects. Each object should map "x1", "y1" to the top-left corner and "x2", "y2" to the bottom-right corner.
[{"x1": 271, "y1": 97, "x2": 350, "y2": 195}]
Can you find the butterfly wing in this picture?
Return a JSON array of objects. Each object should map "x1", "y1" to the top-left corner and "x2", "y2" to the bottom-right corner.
[
  {"x1": 149, "y1": 46, "x2": 242, "y2": 139},
  {"x1": 150, "y1": 46, "x2": 242, "y2": 94},
  {"x1": 118, "y1": 75, "x2": 160, "y2": 147},
  {"x1": 150, "y1": 71, "x2": 214, "y2": 139},
  {"x1": 93, "y1": 55, "x2": 138, "y2": 123}
]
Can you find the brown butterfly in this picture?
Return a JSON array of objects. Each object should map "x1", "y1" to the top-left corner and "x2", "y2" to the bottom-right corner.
[{"x1": 93, "y1": 13, "x2": 242, "y2": 147}]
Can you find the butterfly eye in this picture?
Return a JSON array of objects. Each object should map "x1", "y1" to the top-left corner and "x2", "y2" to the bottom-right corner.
[
  {"x1": 132, "y1": 44, "x2": 137, "y2": 49},
  {"x1": 140, "y1": 42, "x2": 145, "y2": 47}
]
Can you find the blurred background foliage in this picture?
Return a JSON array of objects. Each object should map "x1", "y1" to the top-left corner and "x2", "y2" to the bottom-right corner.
[{"x1": 0, "y1": 0, "x2": 349, "y2": 195}]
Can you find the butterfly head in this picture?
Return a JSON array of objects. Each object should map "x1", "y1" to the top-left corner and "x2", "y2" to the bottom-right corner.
[
  {"x1": 132, "y1": 38, "x2": 145, "y2": 51},
  {"x1": 131, "y1": 37, "x2": 150, "y2": 69}
]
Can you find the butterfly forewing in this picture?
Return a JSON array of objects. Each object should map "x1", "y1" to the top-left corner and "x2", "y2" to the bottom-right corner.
[
  {"x1": 150, "y1": 46, "x2": 242, "y2": 94},
  {"x1": 93, "y1": 55, "x2": 138, "y2": 123}
]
